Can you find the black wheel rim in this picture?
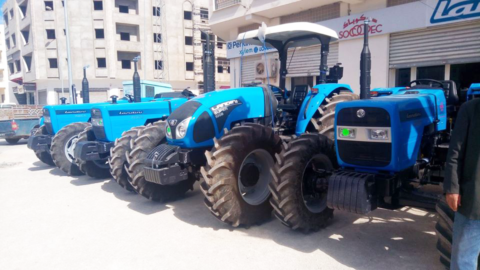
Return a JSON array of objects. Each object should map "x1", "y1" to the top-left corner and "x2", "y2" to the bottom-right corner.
[{"x1": 301, "y1": 154, "x2": 333, "y2": 213}]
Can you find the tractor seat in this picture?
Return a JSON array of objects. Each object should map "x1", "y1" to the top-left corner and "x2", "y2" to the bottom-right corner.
[
  {"x1": 277, "y1": 85, "x2": 309, "y2": 112},
  {"x1": 441, "y1": 80, "x2": 459, "y2": 106}
]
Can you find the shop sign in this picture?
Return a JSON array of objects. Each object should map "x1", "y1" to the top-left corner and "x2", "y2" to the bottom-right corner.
[
  {"x1": 339, "y1": 15, "x2": 383, "y2": 39},
  {"x1": 430, "y1": 0, "x2": 480, "y2": 24},
  {"x1": 226, "y1": 40, "x2": 276, "y2": 59}
]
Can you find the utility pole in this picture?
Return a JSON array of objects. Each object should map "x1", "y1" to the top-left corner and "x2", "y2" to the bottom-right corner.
[{"x1": 63, "y1": 0, "x2": 74, "y2": 103}]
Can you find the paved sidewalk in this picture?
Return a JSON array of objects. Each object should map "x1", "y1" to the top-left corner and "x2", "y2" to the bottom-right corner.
[{"x1": 0, "y1": 140, "x2": 443, "y2": 270}]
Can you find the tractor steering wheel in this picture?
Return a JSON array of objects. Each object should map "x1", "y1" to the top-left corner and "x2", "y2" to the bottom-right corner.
[{"x1": 408, "y1": 79, "x2": 444, "y2": 89}]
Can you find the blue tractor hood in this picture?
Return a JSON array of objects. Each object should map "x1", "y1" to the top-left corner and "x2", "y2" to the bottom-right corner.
[
  {"x1": 335, "y1": 90, "x2": 447, "y2": 173},
  {"x1": 166, "y1": 87, "x2": 269, "y2": 148},
  {"x1": 91, "y1": 97, "x2": 188, "y2": 142},
  {"x1": 43, "y1": 103, "x2": 107, "y2": 134}
]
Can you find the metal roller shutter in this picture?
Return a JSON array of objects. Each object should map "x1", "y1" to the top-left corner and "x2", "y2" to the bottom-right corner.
[
  {"x1": 241, "y1": 55, "x2": 262, "y2": 85},
  {"x1": 38, "y1": 91, "x2": 47, "y2": 105},
  {"x1": 390, "y1": 20, "x2": 480, "y2": 68},
  {"x1": 89, "y1": 90, "x2": 109, "y2": 103},
  {"x1": 286, "y1": 42, "x2": 339, "y2": 77}
]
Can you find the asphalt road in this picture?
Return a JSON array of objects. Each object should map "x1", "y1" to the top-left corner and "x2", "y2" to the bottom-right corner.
[{"x1": 0, "y1": 140, "x2": 444, "y2": 270}]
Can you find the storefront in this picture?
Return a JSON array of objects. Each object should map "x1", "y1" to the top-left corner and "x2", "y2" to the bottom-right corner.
[{"x1": 226, "y1": 0, "x2": 480, "y2": 92}]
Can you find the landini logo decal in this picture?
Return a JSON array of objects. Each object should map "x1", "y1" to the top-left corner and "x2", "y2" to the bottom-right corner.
[{"x1": 430, "y1": 0, "x2": 480, "y2": 24}]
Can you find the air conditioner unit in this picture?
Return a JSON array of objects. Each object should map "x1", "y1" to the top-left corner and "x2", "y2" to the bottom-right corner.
[{"x1": 254, "y1": 59, "x2": 277, "y2": 78}]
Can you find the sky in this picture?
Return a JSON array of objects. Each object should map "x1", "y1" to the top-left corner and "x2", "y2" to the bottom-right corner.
[{"x1": 0, "y1": 0, "x2": 6, "y2": 24}]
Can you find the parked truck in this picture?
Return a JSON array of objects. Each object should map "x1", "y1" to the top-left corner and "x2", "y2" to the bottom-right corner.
[{"x1": 0, "y1": 104, "x2": 43, "y2": 144}]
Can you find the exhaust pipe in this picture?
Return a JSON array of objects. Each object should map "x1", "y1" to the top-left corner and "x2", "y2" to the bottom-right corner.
[
  {"x1": 133, "y1": 56, "x2": 141, "y2": 103},
  {"x1": 82, "y1": 66, "x2": 90, "y2": 104},
  {"x1": 359, "y1": 19, "x2": 371, "y2": 100}
]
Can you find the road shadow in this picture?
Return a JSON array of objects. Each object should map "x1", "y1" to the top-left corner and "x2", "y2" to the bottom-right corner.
[
  {"x1": 171, "y1": 183, "x2": 442, "y2": 270},
  {"x1": 70, "y1": 175, "x2": 107, "y2": 186},
  {"x1": 100, "y1": 179, "x2": 168, "y2": 215},
  {"x1": 0, "y1": 139, "x2": 27, "y2": 146},
  {"x1": 28, "y1": 161, "x2": 54, "y2": 171}
]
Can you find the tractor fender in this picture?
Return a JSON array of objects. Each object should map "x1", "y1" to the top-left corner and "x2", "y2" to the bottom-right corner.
[{"x1": 295, "y1": 84, "x2": 354, "y2": 136}]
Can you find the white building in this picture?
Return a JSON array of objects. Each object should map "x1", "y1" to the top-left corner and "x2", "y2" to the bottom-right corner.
[
  {"x1": 209, "y1": 0, "x2": 480, "y2": 93},
  {"x1": 0, "y1": 27, "x2": 9, "y2": 104},
  {"x1": 2, "y1": 0, "x2": 230, "y2": 105}
]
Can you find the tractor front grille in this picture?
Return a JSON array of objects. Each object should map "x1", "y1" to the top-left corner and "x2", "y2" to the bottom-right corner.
[
  {"x1": 93, "y1": 125, "x2": 107, "y2": 140},
  {"x1": 338, "y1": 141, "x2": 392, "y2": 167}
]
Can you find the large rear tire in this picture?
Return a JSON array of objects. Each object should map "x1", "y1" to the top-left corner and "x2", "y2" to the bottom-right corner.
[
  {"x1": 33, "y1": 125, "x2": 55, "y2": 166},
  {"x1": 269, "y1": 134, "x2": 337, "y2": 232},
  {"x1": 199, "y1": 123, "x2": 282, "y2": 227},
  {"x1": 109, "y1": 126, "x2": 143, "y2": 191},
  {"x1": 435, "y1": 198, "x2": 480, "y2": 269},
  {"x1": 310, "y1": 90, "x2": 359, "y2": 139},
  {"x1": 51, "y1": 122, "x2": 90, "y2": 176},
  {"x1": 75, "y1": 125, "x2": 111, "y2": 179},
  {"x1": 5, "y1": 138, "x2": 20, "y2": 144},
  {"x1": 127, "y1": 121, "x2": 195, "y2": 201}
]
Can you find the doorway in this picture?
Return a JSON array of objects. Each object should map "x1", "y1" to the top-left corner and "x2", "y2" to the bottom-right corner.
[{"x1": 450, "y1": 62, "x2": 480, "y2": 91}]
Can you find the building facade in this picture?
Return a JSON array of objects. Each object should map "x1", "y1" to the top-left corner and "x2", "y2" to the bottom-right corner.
[
  {"x1": 0, "y1": 28, "x2": 9, "y2": 104},
  {"x1": 2, "y1": 0, "x2": 230, "y2": 105},
  {"x1": 210, "y1": 0, "x2": 480, "y2": 94}
]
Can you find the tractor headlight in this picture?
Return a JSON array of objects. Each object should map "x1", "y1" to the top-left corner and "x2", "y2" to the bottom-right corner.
[
  {"x1": 338, "y1": 127, "x2": 356, "y2": 138},
  {"x1": 369, "y1": 129, "x2": 388, "y2": 140},
  {"x1": 166, "y1": 124, "x2": 172, "y2": 138},
  {"x1": 91, "y1": 118, "x2": 104, "y2": 126},
  {"x1": 175, "y1": 117, "x2": 191, "y2": 139},
  {"x1": 43, "y1": 116, "x2": 51, "y2": 123}
]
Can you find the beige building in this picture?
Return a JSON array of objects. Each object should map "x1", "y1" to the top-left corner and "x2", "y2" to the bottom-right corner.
[
  {"x1": 0, "y1": 27, "x2": 9, "y2": 104},
  {"x1": 2, "y1": 0, "x2": 230, "y2": 105},
  {"x1": 210, "y1": 0, "x2": 480, "y2": 93}
]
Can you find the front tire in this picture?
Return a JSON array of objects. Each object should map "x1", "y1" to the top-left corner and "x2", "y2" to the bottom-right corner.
[
  {"x1": 435, "y1": 198, "x2": 480, "y2": 269},
  {"x1": 51, "y1": 122, "x2": 90, "y2": 176},
  {"x1": 33, "y1": 125, "x2": 55, "y2": 166},
  {"x1": 109, "y1": 126, "x2": 143, "y2": 191},
  {"x1": 127, "y1": 121, "x2": 195, "y2": 201},
  {"x1": 269, "y1": 134, "x2": 337, "y2": 232},
  {"x1": 75, "y1": 125, "x2": 111, "y2": 179},
  {"x1": 5, "y1": 138, "x2": 20, "y2": 144},
  {"x1": 199, "y1": 123, "x2": 282, "y2": 227}
]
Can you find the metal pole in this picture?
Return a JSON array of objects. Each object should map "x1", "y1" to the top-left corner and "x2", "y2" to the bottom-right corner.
[
  {"x1": 64, "y1": 0, "x2": 74, "y2": 103},
  {"x1": 359, "y1": 19, "x2": 371, "y2": 100},
  {"x1": 133, "y1": 56, "x2": 141, "y2": 102}
]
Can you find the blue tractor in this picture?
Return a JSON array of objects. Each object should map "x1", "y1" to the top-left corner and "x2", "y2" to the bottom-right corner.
[
  {"x1": 73, "y1": 90, "x2": 194, "y2": 184},
  {"x1": 27, "y1": 80, "x2": 172, "y2": 176},
  {"x1": 123, "y1": 22, "x2": 358, "y2": 226},
  {"x1": 269, "y1": 21, "x2": 477, "y2": 269},
  {"x1": 467, "y1": 83, "x2": 480, "y2": 100}
]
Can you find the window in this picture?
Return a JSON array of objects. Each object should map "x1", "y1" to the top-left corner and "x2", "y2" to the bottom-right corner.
[
  {"x1": 48, "y1": 58, "x2": 58, "y2": 69},
  {"x1": 146, "y1": 86, "x2": 155, "y2": 97},
  {"x1": 46, "y1": 29, "x2": 56, "y2": 40},
  {"x1": 120, "y1": 32, "x2": 130, "y2": 41},
  {"x1": 15, "y1": 60, "x2": 21, "y2": 72},
  {"x1": 63, "y1": 29, "x2": 66, "y2": 35},
  {"x1": 155, "y1": 60, "x2": 163, "y2": 70},
  {"x1": 3, "y1": 14, "x2": 8, "y2": 26},
  {"x1": 417, "y1": 65, "x2": 445, "y2": 81},
  {"x1": 217, "y1": 66, "x2": 223, "y2": 73},
  {"x1": 200, "y1": 8, "x2": 208, "y2": 20},
  {"x1": 153, "y1": 6, "x2": 160, "y2": 16},
  {"x1": 44, "y1": 1, "x2": 54, "y2": 11},
  {"x1": 5, "y1": 39, "x2": 10, "y2": 50},
  {"x1": 11, "y1": 34, "x2": 16, "y2": 47},
  {"x1": 8, "y1": 62, "x2": 14, "y2": 74},
  {"x1": 21, "y1": 30, "x2": 30, "y2": 44},
  {"x1": 121, "y1": 60, "x2": 131, "y2": 69},
  {"x1": 119, "y1": 5, "x2": 129, "y2": 13},
  {"x1": 9, "y1": 9, "x2": 13, "y2": 20},
  {"x1": 23, "y1": 55, "x2": 32, "y2": 71},
  {"x1": 184, "y1": 11, "x2": 192, "y2": 20},
  {"x1": 95, "y1": 29, "x2": 105, "y2": 39},
  {"x1": 395, "y1": 68, "x2": 410, "y2": 87},
  {"x1": 153, "y1": 33, "x2": 161, "y2": 43},
  {"x1": 217, "y1": 58, "x2": 230, "y2": 74},
  {"x1": 93, "y1": 1, "x2": 103, "y2": 10},
  {"x1": 19, "y1": 6, "x2": 27, "y2": 17},
  {"x1": 97, "y1": 58, "x2": 106, "y2": 68},
  {"x1": 217, "y1": 42, "x2": 223, "y2": 49},
  {"x1": 185, "y1": 36, "x2": 193, "y2": 46},
  {"x1": 201, "y1": 32, "x2": 214, "y2": 42},
  {"x1": 186, "y1": 62, "x2": 194, "y2": 71}
]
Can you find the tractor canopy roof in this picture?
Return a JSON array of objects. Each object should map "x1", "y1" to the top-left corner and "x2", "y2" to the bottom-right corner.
[
  {"x1": 237, "y1": 22, "x2": 338, "y2": 50},
  {"x1": 469, "y1": 83, "x2": 480, "y2": 90}
]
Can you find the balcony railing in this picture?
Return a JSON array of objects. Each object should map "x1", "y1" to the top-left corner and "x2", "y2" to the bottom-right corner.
[{"x1": 215, "y1": 0, "x2": 241, "y2": 10}]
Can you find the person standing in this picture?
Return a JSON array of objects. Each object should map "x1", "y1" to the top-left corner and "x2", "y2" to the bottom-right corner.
[{"x1": 444, "y1": 98, "x2": 480, "y2": 270}]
